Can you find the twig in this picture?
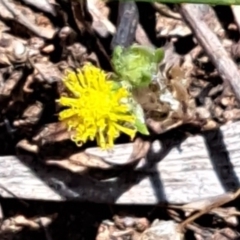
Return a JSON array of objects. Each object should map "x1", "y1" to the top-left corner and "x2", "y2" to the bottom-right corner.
[
  {"x1": 0, "y1": 183, "x2": 29, "y2": 207},
  {"x1": 178, "y1": 189, "x2": 240, "y2": 231},
  {"x1": 167, "y1": 209, "x2": 212, "y2": 237},
  {"x1": 180, "y1": 4, "x2": 240, "y2": 103},
  {"x1": 152, "y1": 2, "x2": 182, "y2": 20},
  {"x1": 0, "y1": 0, "x2": 54, "y2": 39}
]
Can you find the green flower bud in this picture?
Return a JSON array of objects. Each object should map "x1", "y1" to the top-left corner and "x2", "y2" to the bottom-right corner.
[{"x1": 112, "y1": 44, "x2": 164, "y2": 88}]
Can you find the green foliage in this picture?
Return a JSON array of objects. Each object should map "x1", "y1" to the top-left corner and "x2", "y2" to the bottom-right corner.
[
  {"x1": 133, "y1": 103, "x2": 150, "y2": 135},
  {"x1": 112, "y1": 44, "x2": 164, "y2": 88}
]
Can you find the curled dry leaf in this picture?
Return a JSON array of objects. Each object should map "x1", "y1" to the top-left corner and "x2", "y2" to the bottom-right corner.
[
  {"x1": 139, "y1": 219, "x2": 184, "y2": 240},
  {"x1": 0, "y1": 70, "x2": 23, "y2": 98},
  {"x1": 16, "y1": 139, "x2": 39, "y2": 153},
  {"x1": 68, "y1": 152, "x2": 113, "y2": 169},
  {"x1": 87, "y1": 0, "x2": 115, "y2": 37},
  {"x1": 41, "y1": 44, "x2": 55, "y2": 54},
  {"x1": 137, "y1": 64, "x2": 200, "y2": 134},
  {"x1": 85, "y1": 137, "x2": 150, "y2": 166},
  {"x1": 29, "y1": 58, "x2": 63, "y2": 84},
  {"x1": 46, "y1": 151, "x2": 113, "y2": 173},
  {"x1": 201, "y1": 119, "x2": 219, "y2": 131},
  {"x1": 13, "y1": 101, "x2": 44, "y2": 127},
  {"x1": 46, "y1": 159, "x2": 88, "y2": 174},
  {"x1": 220, "y1": 96, "x2": 237, "y2": 108},
  {"x1": 0, "y1": 213, "x2": 58, "y2": 233},
  {"x1": 211, "y1": 207, "x2": 239, "y2": 226},
  {"x1": 113, "y1": 215, "x2": 150, "y2": 232},
  {"x1": 32, "y1": 122, "x2": 73, "y2": 145},
  {"x1": 182, "y1": 198, "x2": 238, "y2": 226},
  {"x1": 155, "y1": 9, "x2": 191, "y2": 38},
  {"x1": 66, "y1": 42, "x2": 88, "y2": 68},
  {"x1": 96, "y1": 222, "x2": 115, "y2": 240},
  {"x1": 212, "y1": 228, "x2": 239, "y2": 240},
  {"x1": 223, "y1": 109, "x2": 240, "y2": 121}
]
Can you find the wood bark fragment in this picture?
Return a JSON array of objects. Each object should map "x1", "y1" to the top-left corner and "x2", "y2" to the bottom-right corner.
[
  {"x1": 0, "y1": 0, "x2": 55, "y2": 39},
  {"x1": 0, "y1": 121, "x2": 240, "y2": 204},
  {"x1": 21, "y1": 0, "x2": 56, "y2": 16},
  {"x1": 180, "y1": 4, "x2": 240, "y2": 103},
  {"x1": 111, "y1": 1, "x2": 139, "y2": 49},
  {"x1": 231, "y1": 5, "x2": 240, "y2": 31}
]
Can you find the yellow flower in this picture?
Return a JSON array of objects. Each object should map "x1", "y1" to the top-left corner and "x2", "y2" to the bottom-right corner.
[{"x1": 57, "y1": 63, "x2": 137, "y2": 149}]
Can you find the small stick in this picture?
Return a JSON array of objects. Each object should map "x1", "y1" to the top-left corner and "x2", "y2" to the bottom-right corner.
[
  {"x1": 152, "y1": 2, "x2": 182, "y2": 20},
  {"x1": 0, "y1": 183, "x2": 29, "y2": 207},
  {"x1": 178, "y1": 189, "x2": 240, "y2": 231},
  {"x1": 180, "y1": 4, "x2": 240, "y2": 103}
]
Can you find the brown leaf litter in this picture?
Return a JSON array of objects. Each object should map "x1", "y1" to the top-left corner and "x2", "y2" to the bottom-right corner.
[{"x1": 0, "y1": 1, "x2": 240, "y2": 239}]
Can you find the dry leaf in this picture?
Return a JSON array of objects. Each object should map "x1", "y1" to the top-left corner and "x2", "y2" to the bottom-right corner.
[
  {"x1": 69, "y1": 152, "x2": 112, "y2": 169},
  {"x1": 46, "y1": 159, "x2": 88, "y2": 174},
  {"x1": 139, "y1": 219, "x2": 184, "y2": 240},
  {"x1": 46, "y1": 151, "x2": 113, "y2": 173},
  {"x1": 96, "y1": 223, "x2": 114, "y2": 240},
  {"x1": 31, "y1": 60, "x2": 63, "y2": 84},
  {"x1": 129, "y1": 138, "x2": 151, "y2": 163},
  {"x1": 32, "y1": 122, "x2": 73, "y2": 144},
  {"x1": 85, "y1": 138, "x2": 150, "y2": 166},
  {"x1": 113, "y1": 215, "x2": 149, "y2": 232},
  {"x1": 146, "y1": 117, "x2": 184, "y2": 134},
  {"x1": 16, "y1": 139, "x2": 39, "y2": 153},
  {"x1": 1, "y1": 213, "x2": 57, "y2": 233},
  {"x1": 212, "y1": 228, "x2": 239, "y2": 240},
  {"x1": 223, "y1": 109, "x2": 240, "y2": 121},
  {"x1": 139, "y1": 64, "x2": 200, "y2": 134},
  {"x1": 0, "y1": 70, "x2": 23, "y2": 98},
  {"x1": 201, "y1": 119, "x2": 219, "y2": 131},
  {"x1": 13, "y1": 101, "x2": 43, "y2": 127},
  {"x1": 87, "y1": 0, "x2": 115, "y2": 37},
  {"x1": 155, "y1": 11, "x2": 191, "y2": 38}
]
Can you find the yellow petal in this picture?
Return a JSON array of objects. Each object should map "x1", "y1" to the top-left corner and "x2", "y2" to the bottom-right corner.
[{"x1": 112, "y1": 122, "x2": 136, "y2": 139}]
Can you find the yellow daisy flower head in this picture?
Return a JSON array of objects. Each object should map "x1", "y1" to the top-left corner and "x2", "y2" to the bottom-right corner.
[{"x1": 57, "y1": 63, "x2": 137, "y2": 149}]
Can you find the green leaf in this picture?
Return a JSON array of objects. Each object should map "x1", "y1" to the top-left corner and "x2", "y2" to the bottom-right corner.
[
  {"x1": 130, "y1": 101, "x2": 149, "y2": 135},
  {"x1": 135, "y1": 118, "x2": 149, "y2": 135},
  {"x1": 111, "y1": 81, "x2": 122, "y2": 91},
  {"x1": 153, "y1": 48, "x2": 165, "y2": 63},
  {"x1": 111, "y1": 44, "x2": 165, "y2": 89}
]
